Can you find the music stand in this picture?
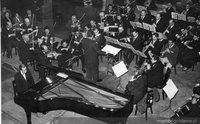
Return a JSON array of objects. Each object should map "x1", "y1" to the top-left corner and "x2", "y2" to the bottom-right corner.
[
  {"x1": 112, "y1": 61, "x2": 128, "y2": 90},
  {"x1": 161, "y1": 79, "x2": 178, "y2": 113}
]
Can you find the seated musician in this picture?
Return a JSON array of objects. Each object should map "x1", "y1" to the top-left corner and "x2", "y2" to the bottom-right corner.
[
  {"x1": 163, "y1": 2, "x2": 175, "y2": 22},
  {"x1": 181, "y1": 3, "x2": 194, "y2": 18},
  {"x1": 171, "y1": 83, "x2": 200, "y2": 118},
  {"x1": 88, "y1": 20, "x2": 97, "y2": 31},
  {"x1": 2, "y1": 11, "x2": 13, "y2": 28},
  {"x1": 1, "y1": 6, "x2": 12, "y2": 19},
  {"x1": 179, "y1": 35, "x2": 200, "y2": 71},
  {"x1": 1, "y1": 22, "x2": 19, "y2": 58},
  {"x1": 13, "y1": 12, "x2": 23, "y2": 27},
  {"x1": 14, "y1": 64, "x2": 35, "y2": 94},
  {"x1": 145, "y1": 54, "x2": 165, "y2": 89},
  {"x1": 137, "y1": 33, "x2": 163, "y2": 67},
  {"x1": 152, "y1": 13, "x2": 167, "y2": 33},
  {"x1": 35, "y1": 45, "x2": 52, "y2": 81},
  {"x1": 160, "y1": 39, "x2": 179, "y2": 71},
  {"x1": 123, "y1": 5, "x2": 135, "y2": 33},
  {"x1": 21, "y1": 18, "x2": 33, "y2": 34},
  {"x1": 40, "y1": 26, "x2": 55, "y2": 50},
  {"x1": 144, "y1": 0, "x2": 157, "y2": 10},
  {"x1": 114, "y1": 26, "x2": 128, "y2": 39},
  {"x1": 125, "y1": 29, "x2": 143, "y2": 65},
  {"x1": 65, "y1": 15, "x2": 80, "y2": 35},
  {"x1": 18, "y1": 34, "x2": 37, "y2": 67},
  {"x1": 68, "y1": 29, "x2": 86, "y2": 72},
  {"x1": 104, "y1": 4, "x2": 116, "y2": 25},
  {"x1": 114, "y1": 14, "x2": 125, "y2": 28},
  {"x1": 93, "y1": 28, "x2": 106, "y2": 49},
  {"x1": 124, "y1": 66, "x2": 148, "y2": 104},
  {"x1": 164, "y1": 19, "x2": 180, "y2": 39},
  {"x1": 57, "y1": 40, "x2": 73, "y2": 68},
  {"x1": 24, "y1": 9, "x2": 36, "y2": 25},
  {"x1": 96, "y1": 12, "x2": 106, "y2": 32}
]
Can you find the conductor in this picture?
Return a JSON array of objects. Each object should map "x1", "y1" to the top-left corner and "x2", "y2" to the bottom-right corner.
[{"x1": 81, "y1": 30, "x2": 107, "y2": 82}]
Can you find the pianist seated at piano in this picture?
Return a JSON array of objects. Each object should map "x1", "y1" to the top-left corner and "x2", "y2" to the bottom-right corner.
[
  {"x1": 14, "y1": 64, "x2": 35, "y2": 94},
  {"x1": 123, "y1": 66, "x2": 148, "y2": 104}
]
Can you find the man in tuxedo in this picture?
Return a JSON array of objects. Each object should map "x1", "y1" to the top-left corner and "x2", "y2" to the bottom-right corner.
[
  {"x1": 24, "y1": 9, "x2": 36, "y2": 25},
  {"x1": 14, "y1": 64, "x2": 35, "y2": 94},
  {"x1": 36, "y1": 45, "x2": 52, "y2": 81},
  {"x1": 163, "y1": 2, "x2": 174, "y2": 22},
  {"x1": 124, "y1": 66, "x2": 147, "y2": 104},
  {"x1": 152, "y1": 13, "x2": 167, "y2": 33},
  {"x1": 81, "y1": 30, "x2": 107, "y2": 82},
  {"x1": 164, "y1": 19, "x2": 179, "y2": 39},
  {"x1": 126, "y1": 30, "x2": 143, "y2": 65},
  {"x1": 138, "y1": 33, "x2": 163, "y2": 67},
  {"x1": 18, "y1": 34, "x2": 36, "y2": 67}
]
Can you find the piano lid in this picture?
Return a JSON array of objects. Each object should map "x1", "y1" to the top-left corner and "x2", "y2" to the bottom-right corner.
[{"x1": 39, "y1": 77, "x2": 129, "y2": 110}]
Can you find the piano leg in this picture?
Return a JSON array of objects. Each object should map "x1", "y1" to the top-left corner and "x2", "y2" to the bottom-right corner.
[{"x1": 25, "y1": 111, "x2": 32, "y2": 124}]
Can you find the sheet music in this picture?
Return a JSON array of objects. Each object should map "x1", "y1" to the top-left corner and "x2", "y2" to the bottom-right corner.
[
  {"x1": 130, "y1": 21, "x2": 143, "y2": 28},
  {"x1": 163, "y1": 79, "x2": 178, "y2": 100},
  {"x1": 112, "y1": 61, "x2": 128, "y2": 78},
  {"x1": 171, "y1": 12, "x2": 178, "y2": 20},
  {"x1": 57, "y1": 73, "x2": 69, "y2": 79},
  {"x1": 102, "y1": 45, "x2": 121, "y2": 56},
  {"x1": 136, "y1": 5, "x2": 146, "y2": 11},
  {"x1": 149, "y1": 10, "x2": 157, "y2": 17}
]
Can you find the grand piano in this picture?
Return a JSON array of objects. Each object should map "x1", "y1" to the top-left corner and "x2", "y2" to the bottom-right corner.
[{"x1": 13, "y1": 65, "x2": 134, "y2": 124}]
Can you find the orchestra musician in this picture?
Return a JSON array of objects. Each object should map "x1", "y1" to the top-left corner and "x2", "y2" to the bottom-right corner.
[
  {"x1": 88, "y1": 20, "x2": 97, "y2": 31},
  {"x1": 24, "y1": 9, "x2": 36, "y2": 25},
  {"x1": 40, "y1": 26, "x2": 55, "y2": 50},
  {"x1": 68, "y1": 29, "x2": 86, "y2": 72},
  {"x1": 81, "y1": 30, "x2": 107, "y2": 82},
  {"x1": 145, "y1": 54, "x2": 165, "y2": 88},
  {"x1": 1, "y1": 6, "x2": 12, "y2": 19},
  {"x1": 125, "y1": 29, "x2": 143, "y2": 65},
  {"x1": 96, "y1": 12, "x2": 107, "y2": 32},
  {"x1": 18, "y1": 34, "x2": 37, "y2": 67},
  {"x1": 181, "y1": 3, "x2": 194, "y2": 18},
  {"x1": 21, "y1": 18, "x2": 33, "y2": 34},
  {"x1": 137, "y1": 33, "x2": 163, "y2": 67},
  {"x1": 160, "y1": 39, "x2": 179, "y2": 71},
  {"x1": 152, "y1": 13, "x2": 167, "y2": 33},
  {"x1": 2, "y1": 11, "x2": 13, "y2": 28},
  {"x1": 114, "y1": 14, "x2": 125, "y2": 28},
  {"x1": 114, "y1": 26, "x2": 128, "y2": 39},
  {"x1": 171, "y1": 83, "x2": 200, "y2": 118},
  {"x1": 144, "y1": 0, "x2": 157, "y2": 10},
  {"x1": 104, "y1": 4, "x2": 116, "y2": 25},
  {"x1": 163, "y1": 2, "x2": 175, "y2": 22},
  {"x1": 124, "y1": 66, "x2": 148, "y2": 104},
  {"x1": 57, "y1": 40, "x2": 73, "y2": 68},
  {"x1": 179, "y1": 35, "x2": 200, "y2": 71},
  {"x1": 164, "y1": 19, "x2": 180, "y2": 39},
  {"x1": 65, "y1": 15, "x2": 81, "y2": 36},
  {"x1": 1, "y1": 22, "x2": 19, "y2": 58},
  {"x1": 93, "y1": 28, "x2": 106, "y2": 49},
  {"x1": 35, "y1": 45, "x2": 52, "y2": 81}
]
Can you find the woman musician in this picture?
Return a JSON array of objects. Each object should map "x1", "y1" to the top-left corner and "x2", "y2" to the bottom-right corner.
[{"x1": 171, "y1": 83, "x2": 200, "y2": 118}]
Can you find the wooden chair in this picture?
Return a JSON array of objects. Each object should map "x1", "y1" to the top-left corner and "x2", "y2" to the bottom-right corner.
[{"x1": 135, "y1": 90, "x2": 153, "y2": 121}]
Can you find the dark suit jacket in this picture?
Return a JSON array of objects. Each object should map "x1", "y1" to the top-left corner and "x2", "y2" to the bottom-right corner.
[
  {"x1": 125, "y1": 75, "x2": 147, "y2": 104},
  {"x1": 14, "y1": 69, "x2": 35, "y2": 94},
  {"x1": 36, "y1": 49, "x2": 51, "y2": 67},
  {"x1": 82, "y1": 38, "x2": 106, "y2": 65},
  {"x1": 165, "y1": 24, "x2": 180, "y2": 39},
  {"x1": 151, "y1": 40, "x2": 163, "y2": 56},
  {"x1": 130, "y1": 35, "x2": 143, "y2": 51},
  {"x1": 18, "y1": 40, "x2": 31, "y2": 61},
  {"x1": 164, "y1": 7, "x2": 174, "y2": 21},
  {"x1": 152, "y1": 18, "x2": 166, "y2": 33},
  {"x1": 162, "y1": 44, "x2": 179, "y2": 66},
  {"x1": 147, "y1": 60, "x2": 164, "y2": 88},
  {"x1": 24, "y1": 14, "x2": 35, "y2": 24},
  {"x1": 138, "y1": 14, "x2": 152, "y2": 24},
  {"x1": 13, "y1": 16, "x2": 23, "y2": 25}
]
